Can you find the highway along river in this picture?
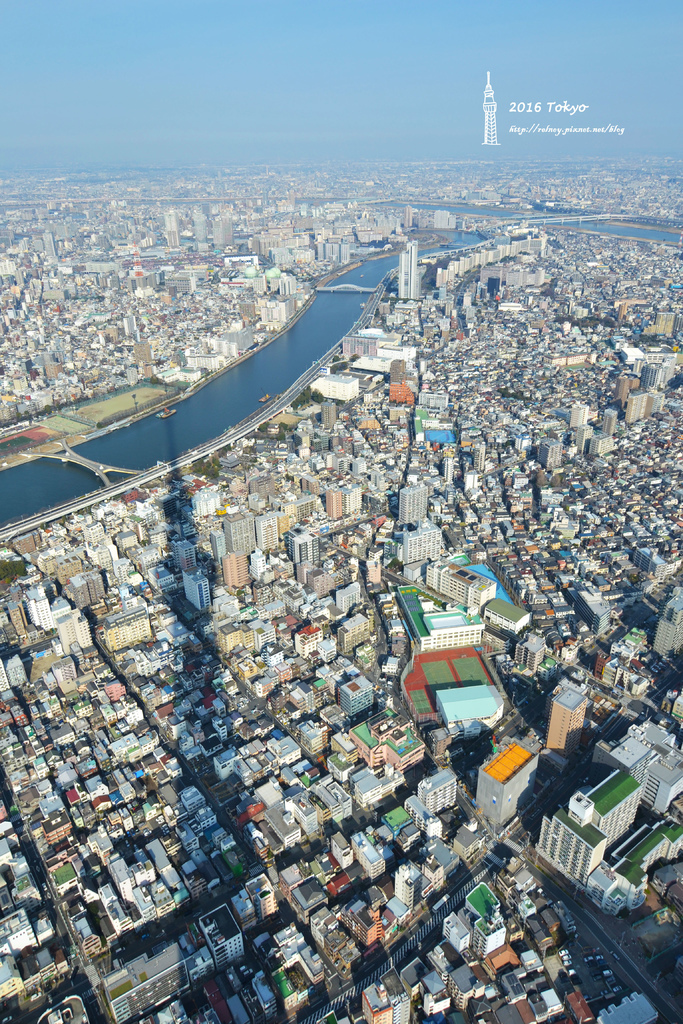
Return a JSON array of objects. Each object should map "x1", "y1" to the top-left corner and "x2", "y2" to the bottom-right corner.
[
  {"x1": 0, "y1": 236, "x2": 478, "y2": 525},
  {"x1": 0, "y1": 219, "x2": 669, "y2": 526}
]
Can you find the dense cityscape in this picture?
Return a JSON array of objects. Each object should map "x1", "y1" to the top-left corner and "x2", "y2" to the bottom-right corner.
[{"x1": 1, "y1": 160, "x2": 683, "y2": 1024}]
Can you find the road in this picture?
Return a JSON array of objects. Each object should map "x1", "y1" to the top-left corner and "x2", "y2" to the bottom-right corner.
[{"x1": 525, "y1": 861, "x2": 681, "y2": 1024}]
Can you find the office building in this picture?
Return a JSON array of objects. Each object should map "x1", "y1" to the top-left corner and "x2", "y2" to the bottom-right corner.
[
  {"x1": 538, "y1": 792, "x2": 607, "y2": 885},
  {"x1": 575, "y1": 423, "x2": 593, "y2": 454},
  {"x1": 222, "y1": 552, "x2": 250, "y2": 589},
  {"x1": 654, "y1": 588, "x2": 683, "y2": 656},
  {"x1": 569, "y1": 403, "x2": 589, "y2": 428},
  {"x1": 625, "y1": 390, "x2": 654, "y2": 425},
  {"x1": 339, "y1": 676, "x2": 374, "y2": 716},
  {"x1": 401, "y1": 521, "x2": 442, "y2": 564},
  {"x1": 321, "y1": 400, "x2": 338, "y2": 428},
  {"x1": 223, "y1": 513, "x2": 256, "y2": 555},
  {"x1": 546, "y1": 687, "x2": 588, "y2": 757},
  {"x1": 417, "y1": 768, "x2": 458, "y2": 813},
  {"x1": 198, "y1": 905, "x2": 244, "y2": 969},
  {"x1": 26, "y1": 585, "x2": 53, "y2": 631},
  {"x1": 398, "y1": 241, "x2": 419, "y2": 300},
  {"x1": 538, "y1": 439, "x2": 562, "y2": 470},
  {"x1": 183, "y1": 569, "x2": 210, "y2": 611},
  {"x1": 51, "y1": 599, "x2": 92, "y2": 651},
  {"x1": 476, "y1": 743, "x2": 538, "y2": 826},
  {"x1": 255, "y1": 512, "x2": 279, "y2": 552},
  {"x1": 103, "y1": 605, "x2": 152, "y2": 651},
  {"x1": 399, "y1": 484, "x2": 428, "y2": 525},
  {"x1": 209, "y1": 529, "x2": 226, "y2": 562},
  {"x1": 425, "y1": 562, "x2": 496, "y2": 610},
  {"x1": 103, "y1": 943, "x2": 189, "y2": 1024},
  {"x1": 602, "y1": 408, "x2": 618, "y2": 435}
]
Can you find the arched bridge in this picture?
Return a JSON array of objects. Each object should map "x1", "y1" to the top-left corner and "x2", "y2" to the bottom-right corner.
[
  {"x1": 316, "y1": 283, "x2": 376, "y2": 293},
  {"x1": 24, "y1": 440, "x2": 137, "y2": 486}
]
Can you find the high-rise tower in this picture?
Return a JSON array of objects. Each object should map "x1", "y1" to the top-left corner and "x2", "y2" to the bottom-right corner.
[
  {"x1": 398, "y1": 241, "x2": 419, "y2": 300},
  {"x1": 483, "y1": 72, "x2": 499, "y2": 146}
]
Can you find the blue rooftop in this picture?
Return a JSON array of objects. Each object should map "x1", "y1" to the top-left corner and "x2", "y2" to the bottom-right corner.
[{"x1": 425, "y1": 429, "x2": 456, "y2": 443}]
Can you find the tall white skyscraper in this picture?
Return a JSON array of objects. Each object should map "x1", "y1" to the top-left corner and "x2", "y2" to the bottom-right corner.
[
  {"x1": 164, "y1": 211, "x2": 180, "y2": 248},
  {"x1": 399, "y1": 484, "x2": 428, "y2": 525},
  {"x1": 398, "y1": 241, "x2": 419, "y2": 300}
]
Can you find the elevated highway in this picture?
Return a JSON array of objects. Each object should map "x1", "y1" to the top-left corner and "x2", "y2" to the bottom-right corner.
[{"x1": 0, "y1": 274, "x2": 390, "y2": 543}]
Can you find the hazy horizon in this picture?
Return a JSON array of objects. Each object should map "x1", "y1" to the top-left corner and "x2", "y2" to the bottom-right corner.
[{"x1": 1, "y1": 0, "x2": 680, "y2": 169}]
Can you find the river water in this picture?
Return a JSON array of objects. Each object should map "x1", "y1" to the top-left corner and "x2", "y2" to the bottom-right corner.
[
  {"x1": 0, "y1": 238, "x2": 468, "y2": 525},
  {"x1": 0, "y1": 221, "x2": 675, "y2": 526}
]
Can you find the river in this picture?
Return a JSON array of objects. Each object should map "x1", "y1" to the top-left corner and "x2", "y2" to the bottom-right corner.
[
  {"x1": 0, "y1": 234, "x2": 480, "y2": 525},
  {"x1": 0, "y1": 218, "x2": 675, "y2": 526}
]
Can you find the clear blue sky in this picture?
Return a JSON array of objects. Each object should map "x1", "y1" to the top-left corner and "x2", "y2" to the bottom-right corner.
[{"x1": 1, "y1": 0, "x2": 680, "y2": 167}]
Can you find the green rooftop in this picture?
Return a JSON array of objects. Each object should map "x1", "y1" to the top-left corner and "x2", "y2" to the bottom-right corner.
[
  {"x1": 397, "y1": 586, "x2": 431, "y2": 638},
  {"x1": 555, "y1": 807, "x2": 606, "y2": 849},
  {"x1": 53, "y1": 863, "x2": 77, "y2": 886},
  {"x1": 618, "y1": 860, "x2": 646, "y2": 886},
  {"x1": 383, "y1": 807, "x2": 411, "y2": 829},
  {"x1": 273, "y1": 969, "x2": 294, "y2": 998},
  {"x1": 590, "y1": 772, "x2": 641, "y2": 818},
  {"x1": 351, "y1": 721, "x2": 377, "y2": 749},
  {"x1": 485, "y1": 598, "x2": 528, "y2": 622},
  {"x1": 624, "y1": 822, "x2": 683, "y2": 866},
  {"x1": 466, "y1": 882, "x2": 499, "y2": 922}
]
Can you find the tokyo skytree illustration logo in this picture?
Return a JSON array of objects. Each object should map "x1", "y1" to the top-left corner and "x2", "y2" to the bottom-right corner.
[{"x1": 483, "y1": 72, "x2": 499, "y2": 145}]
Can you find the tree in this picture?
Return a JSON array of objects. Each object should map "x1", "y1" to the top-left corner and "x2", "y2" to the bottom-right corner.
[{"x1": 0, "y1": 559, "x2": 27, "y2": 583}]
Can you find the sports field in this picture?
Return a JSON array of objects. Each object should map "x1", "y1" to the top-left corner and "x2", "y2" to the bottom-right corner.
[
  {"x1": 403, "y1": 648, "x2": 494, "y2": 721},
  {"x1": 42, "y1": 414, "x2": 90, "y2": 435},
  {"x1": 423, "y1": 661, "x2": 455, "y2": 686},
  {"x1": 0, "y1": 423, "x2": 60, "y2": 453},
  {"x1": 77, "y1": 385, "x2": 167, "y2": 424},
  {"x1": 449, "y1": 653, "x2": 491, "y2": 687}
]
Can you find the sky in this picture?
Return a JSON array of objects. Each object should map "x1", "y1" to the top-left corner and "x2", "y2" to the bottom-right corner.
[{"x1": 1, "y1": 0, "x2": 681, "y2": 168}]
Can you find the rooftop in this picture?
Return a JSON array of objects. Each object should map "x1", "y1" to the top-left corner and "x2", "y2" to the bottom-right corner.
[
  {"x1": 483, "y1": 743, "x2": 534, "y2": 784},
  {"x1": 556, "y1": 807, "x2": 606, "y2": 849},
  {"x1": 467, "y1": 882, "x2": 500, "y2": 921},
  {"x1": 589, "y1": 771, "x2": 641, "y2": 817}
]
